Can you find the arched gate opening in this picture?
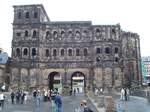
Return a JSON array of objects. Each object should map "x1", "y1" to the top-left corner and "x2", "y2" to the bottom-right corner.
[
  {"x1": 48, "y1": 72, "x2": 62, "y2": 93},
  {"x1": 71, "y1": 71, "x2": 85, "y2": 94}
]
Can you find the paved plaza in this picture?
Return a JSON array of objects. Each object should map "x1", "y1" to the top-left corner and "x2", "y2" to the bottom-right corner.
[
  {"x1": 0, "y1": 93, "x2": 150, "y2": 112},
  {"x1": 0, "y1": 94, "x2": 97, "y2": 112}
]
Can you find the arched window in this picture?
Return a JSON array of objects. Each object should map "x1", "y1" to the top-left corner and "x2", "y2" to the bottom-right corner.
[
  {"x1": 45, "y1": 49, "x2": 49, "y2": 57},
  {"x1": 25, "y1": 12, "x2": 29, "y2": 18},
  {"x1": 53, "y1": 49, "x2": 57, "y2": 56},
  {"x1": 61, "y1": 49, "x2": 65, "y2": 56},
  {"x1": 76, "y1": 49, "x2": 80, "y2": 56},
  {"x1": 112, "y1": 28, "x2": 116, "y2": 35},
  {"x1": 34, "y1": 12, "x2": 38, "y2": 18},
  {"x1": 96, "y1": 29, "x2": 100, "y2": 36},
  {"x1": 75, "y1": 31, "x2": 80, "y2": 37},
  {"x1": 68, "y1": 49, "x2": 72, "y2": 56},
  {"x1": 16, "y1": 48, "x2": 20, "y2": 57},
  {"x1": 18, "y1": 12, "x2": 21, "y2": 19},
  {"x1": 25, "y1": 30, "x2": 28, "y2": 37},
  {"x1": 61, "y1": 31, "x2": 65, "y2": 37},
  {"x1": 96, "y1": 48, "x2": 101, "y2": 54},
  {"x1": 33, "y1": 30, "x2": 37, "y2": 37},
  {"x1": 96, "y1": 56, "x2": 101, "y2": 62},
  {"x1": 53, "y1": 31, "x2": 57, "y2": 38},
  {"x1": 105, "y1": 47, "x2": 110, "y2": 54},
  {"x1": 84, "y1": 48, "x2": 88, "y2": 56},
  {"x1": 32, "y1": 48, "x2": 36, "y2": 56},
  {"x1": 83, "y1": 30, "x2": 88, "y2": 36},
  {"x1": 23, "y1": 48, "x2": 28, "y2": 55},
  {"x1": 46, "y1": 31, "x2": 50, "y2": 38},
  {"x1": 68, "y1": 30, "x2": 72, "y2": 37},
  {"x1": 114, "y1": 47, "x2": 119, "y2": 53}
]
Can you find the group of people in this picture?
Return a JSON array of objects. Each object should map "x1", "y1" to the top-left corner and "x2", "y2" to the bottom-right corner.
[
  {"x1": 33, "y1": 88, "x2": 62, "y2": 112},
  {"x1": 10, "y1": 89, "x2": 27, "y2": 104},
  {"x1": 120, "y1": 88, "x2": 130, "y2": 101}
]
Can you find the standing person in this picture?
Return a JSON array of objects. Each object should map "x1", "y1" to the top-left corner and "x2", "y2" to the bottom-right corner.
[
  {"x1": 124, "y1": 88, "x2": 127, "y2": 101},
  {"x1": 80, "y1": 100, "x2": 93, "y2": 112},
  {"x1": 21, "y1": 91, "x2": 26, "y2": 104},
  {"x1": 35, "y1": 91, "x2": 41, "y2": 112},
  {"x1": 126, "y1": 88, "x2": 130, "y2": 100},
  {"x1": 69, "y1": 89, "x2": 72, "y2": 96},
  {"x1": 10, "y1": 91, "x2": 15, "y2": 104},
  {"x1": 55, "y1": 92, "x2": 62, "y2": 112},
  {"x1": 120, "y1": 88, "x2": 125, "y2": 100},
  {"x1": 51, "y1": 90, "x2": 56, "y2": 112},
  {"x1": 73, "y1": 88, "x2": 76, "y2": 96},
  {"x1": 0, "y1": 92, "x2": 5, "y2": 109}
]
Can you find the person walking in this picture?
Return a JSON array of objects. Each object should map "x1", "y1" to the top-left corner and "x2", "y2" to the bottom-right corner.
[
  {"x1": 124, "y1": 88, "x2": 127, "y2": 101},
  {"x1": 51, "y1": 90, "x2": 56, "y2": 112},
  {"x1": 10, "y1": 91, "x2": 15, "y2": 104},
  {"x1": 80, "y1": 100, "x2": 93, "y2": 112},
  {"x1": 73, "y1": 88, "x2": 76, "y2": 96},
  {"x1": 55, "y1": 92, "x2": 62, "y2": 112},
  {"x1": 126, "y1": 88, "x2": 130, "y2": 100},
  {"x1": 0, "y1": 92, "x2": 5, "y2": 109},
  {"x1": 120, "y1": 88, "x2": 125, "y2": 100}
]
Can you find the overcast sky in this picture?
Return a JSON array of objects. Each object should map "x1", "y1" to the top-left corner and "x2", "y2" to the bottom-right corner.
[{"x1": 0, "y1": 0, "x2": 149, "y2": 57}]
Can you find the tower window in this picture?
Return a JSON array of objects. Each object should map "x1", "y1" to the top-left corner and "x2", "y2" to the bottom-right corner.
[
  {"x1": 18, "y1": 12, "x2": 21, "y2": 19},
  {"x1": 33, "y1": 30, "x2": 37, "y2": 37},
  {"x1": 112, "y1": 28, "x2": 116, "y2": 34},
  {"x1": 23, "y1": 48, "x2": 28, "y2": 55},
  {"x1": 76, "y1": 49, "x2": 80, "y2": 56},
  {"x1": 45, "y1": 49, "x2": 49, "y2": 57},
  {"x1": 61, "y1": 49, "x2": 65, "y2": 56},
  {"x1": 105, "y1": 47, "x2": 110, "y2": 54},
  {"x1": 25, "y1": 12, "x2": 30, "y2": 18},
  {"x1": 32, "y1": 48, "x2": 36, "y2": 56},
  {"x1": 16, "y1": 32, "x2": 21, "y2": 37},
  {"x1": 25, "y1": 30, "x2": 28, "y2": 37},
  {"x1": 114, "y1": 47, "x2": 119, "y2": 53},
  {"x1": 84, "y1": 48, "x2": 88, "y2": 56},
  {"x1": 115, "y1": 57, "x2": 119, "y2": 62},
  {"x1": 96, "y1": 48, "x2": 101, "y2": 54},
  {"x1": 53, "y1": 49, "x2": 57, "y2": 56},
  {"x1": 68, "y1": 49, "x2": 72, "y2": 56},
  {"x1": 34, "y1": 12, "x2": 38, "y2": 18},
  {"x1": 16, "y1": 48, "x2": 20, "y2": 57},
  {"x1": 46, "y1": 31, "x2": 50, "y2": 38}
]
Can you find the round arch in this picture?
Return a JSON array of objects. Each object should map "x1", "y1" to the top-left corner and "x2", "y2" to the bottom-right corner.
[
  {"x1": 71, "y1": 71, "x2": 86, "y2": 94},
  {"x1": 48, "y1": 71, "x2": 62, "y2": 92}
]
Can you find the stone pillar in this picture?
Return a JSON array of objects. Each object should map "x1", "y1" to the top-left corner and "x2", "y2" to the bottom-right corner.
[
  {"x1": 105, "y1": 96, "x2": 114, "y2": 112},
  {"x1": 97, "y1": 95, "x2": 105, "y2": 108}
]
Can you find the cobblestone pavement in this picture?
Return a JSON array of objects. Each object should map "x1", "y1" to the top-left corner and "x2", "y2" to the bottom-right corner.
[
  {"x1": 0, "y1": 94, "x2": 98, "y2": 112},
  {"x1": 113, "y1": 94, "x2": 150, "y2": 112}
]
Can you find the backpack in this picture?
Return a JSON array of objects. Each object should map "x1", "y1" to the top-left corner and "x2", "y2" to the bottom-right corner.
[{"x1": 84, "y1": 107, "x2": 93, "y2": 112}]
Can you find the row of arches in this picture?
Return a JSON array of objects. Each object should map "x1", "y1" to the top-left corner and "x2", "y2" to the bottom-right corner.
[
  {"x1": 15, "y1": 28, "x2": 118, "y2": 39},
  {"x1": 14, "y1": 46, "x2": 119, "y2": 58}
]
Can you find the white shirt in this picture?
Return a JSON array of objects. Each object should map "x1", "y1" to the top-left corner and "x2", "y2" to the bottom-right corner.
[{"x1": 0, "y1": 93, "x2": 4, "y2": 100}]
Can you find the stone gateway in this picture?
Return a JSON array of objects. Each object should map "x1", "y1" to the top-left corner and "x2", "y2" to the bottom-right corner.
[{"x1": 10, "y1": 4, "x2": 141, "y2": 92}]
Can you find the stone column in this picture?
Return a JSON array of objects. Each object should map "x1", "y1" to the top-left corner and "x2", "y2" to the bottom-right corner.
[{"x1": 105, "y1": 96, "x2": 114, "y2": 112}]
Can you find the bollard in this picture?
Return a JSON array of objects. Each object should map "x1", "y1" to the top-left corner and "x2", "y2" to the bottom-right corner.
[
  {"x1": 105, "y1": 96, "x2": 114, "y2": 112},
  {"x1": 97, "y1": 95, "x2": 105, "y2": 108}
]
